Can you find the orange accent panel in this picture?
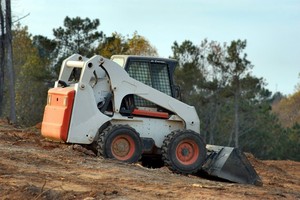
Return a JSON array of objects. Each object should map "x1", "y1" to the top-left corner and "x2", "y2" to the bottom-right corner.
[
  {"x1": 41, "y1": 88, "x2": 75, "y2": 142},
  {"x1": 132, "y1": 109, "x2": 169, "y2": 119}
]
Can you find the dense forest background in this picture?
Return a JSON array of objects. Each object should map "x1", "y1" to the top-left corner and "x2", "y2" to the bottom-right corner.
[{"x1": 1, "y1": 2, "x2": 299, "y2": 161}]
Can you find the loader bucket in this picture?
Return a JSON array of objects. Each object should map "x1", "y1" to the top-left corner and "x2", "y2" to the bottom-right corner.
[{"x1": 200, "y1": 145, "x2": 263, "y2": 186}]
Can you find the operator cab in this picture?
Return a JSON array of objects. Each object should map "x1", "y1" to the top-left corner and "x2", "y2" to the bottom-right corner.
[
  {"x1": 111, "y1": 55, "x2": 180, "y2": 117},
  {"x1": 111, "y1": 55, "x2": 179, "y2": 99}
]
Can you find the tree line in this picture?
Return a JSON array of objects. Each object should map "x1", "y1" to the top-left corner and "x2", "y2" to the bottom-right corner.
[
  {"x1": 172, "y1": 40, "x2": 299, "y2": 161},
  {"x1": 0, "y1": 9, "x2": 299, "y2": 161}
]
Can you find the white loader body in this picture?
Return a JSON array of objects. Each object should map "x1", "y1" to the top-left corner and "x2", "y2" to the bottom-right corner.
[{"x1": 42, "y1": 54, "x2": 200, "y2": 148}]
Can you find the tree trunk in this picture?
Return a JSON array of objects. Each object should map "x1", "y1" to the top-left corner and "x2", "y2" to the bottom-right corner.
[
  {"x1": 208, "y1": 108, "x2": 215, "y2": 144},
  {"x1": 234, "y1": 92, "x2": 239, "y2": 147},
  {"x1": 0, "y1": 0, "x2": 5, "y2": 116},
  {"x1": 5, "y1": 0, "x2": 16, "y2": 123},
  {"x1": 227, "y1": 129, "x2": 233, "y2": 146},
  {"x1": 233, "y1": 77, "x2": 240, "y2": 148},
  {"x1": 209, "y1": 98, "x2": 220, "y2": 145}
]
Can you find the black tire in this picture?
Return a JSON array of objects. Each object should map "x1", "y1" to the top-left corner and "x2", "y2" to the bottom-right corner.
[
  {"x1": 162, "y1": 130, "x2": 207, "y2": 174},
  {"x1": 97, "y1": 124, "x2": 142, "y2": 163}
]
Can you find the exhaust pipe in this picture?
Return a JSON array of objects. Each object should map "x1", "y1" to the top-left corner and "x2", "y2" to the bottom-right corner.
[{"x1": 201, "y1": 145, "x2": 263, "y2": 186}]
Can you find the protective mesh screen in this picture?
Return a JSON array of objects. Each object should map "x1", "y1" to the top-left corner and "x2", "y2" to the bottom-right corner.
[
  {"x1": 151, "y1": 63, "x2": 172, "y2": 96},
  {"x1": 127, "y1": 61, "x2": 172, "y2": 107},
  {"x1": 127, "y1": 61, "x2": 152, "y2": 86}
]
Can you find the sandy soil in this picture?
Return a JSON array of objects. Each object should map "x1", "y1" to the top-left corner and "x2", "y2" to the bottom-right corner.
[{"x1": 0, "y1": 120, "x2": 299, "y2": 200}]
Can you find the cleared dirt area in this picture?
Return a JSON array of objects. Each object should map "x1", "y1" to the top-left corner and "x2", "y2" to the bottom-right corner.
[{"x1": 0, "y1": 120, "x2": 299, "y2": 200}]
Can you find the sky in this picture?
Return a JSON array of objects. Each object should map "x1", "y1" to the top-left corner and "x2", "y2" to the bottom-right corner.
[{"x1": 12, "y1": 0, "x2": 300, "y2": 95}]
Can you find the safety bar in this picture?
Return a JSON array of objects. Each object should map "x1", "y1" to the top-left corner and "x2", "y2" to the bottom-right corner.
[{"x1": 66, "y1": 60, "x2": 85, "y2": 68}]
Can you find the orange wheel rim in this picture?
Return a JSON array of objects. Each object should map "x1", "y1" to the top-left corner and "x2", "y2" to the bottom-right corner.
[
  {"x1": 111, "y1": 135, "x2": 135, "y2": 161},
  {"x1": 175, "y1": 139, "x2": 199, "y2": 165}
]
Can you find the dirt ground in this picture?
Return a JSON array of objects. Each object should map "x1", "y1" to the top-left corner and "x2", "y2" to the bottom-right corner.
[{"x1": 0, "y1": 120, "x2": 299, "y2": 200}]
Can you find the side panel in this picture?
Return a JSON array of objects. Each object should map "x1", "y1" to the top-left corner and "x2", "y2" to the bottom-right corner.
[
  {"x1": 66, "y1": 84, "x2": 111, "y2": 144},
  {"x1": 41, "y1": 88, "x2": 75, "y2": 142},
  {"x1": 111, "y1": 114, "x2": 184, "y2": 148}
]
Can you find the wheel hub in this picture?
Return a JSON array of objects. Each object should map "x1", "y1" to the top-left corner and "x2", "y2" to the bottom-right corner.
[
  {"x1": 112, "y1": 137, "x2": 130, "y2": 157},
  {"x1": 176, "y1": 140, "x2": 199, "y2": 165},
  {"x1": 181, "y1": 148, "x2": 190, "y2": 156},
  {"x1": 111, "y1": 134, "x2": 136, "y2": 161}
]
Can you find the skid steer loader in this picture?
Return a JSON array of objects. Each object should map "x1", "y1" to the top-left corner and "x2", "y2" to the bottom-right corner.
[{"x1": 41, "y1": 54, "x2": 262, "y2": 185}]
